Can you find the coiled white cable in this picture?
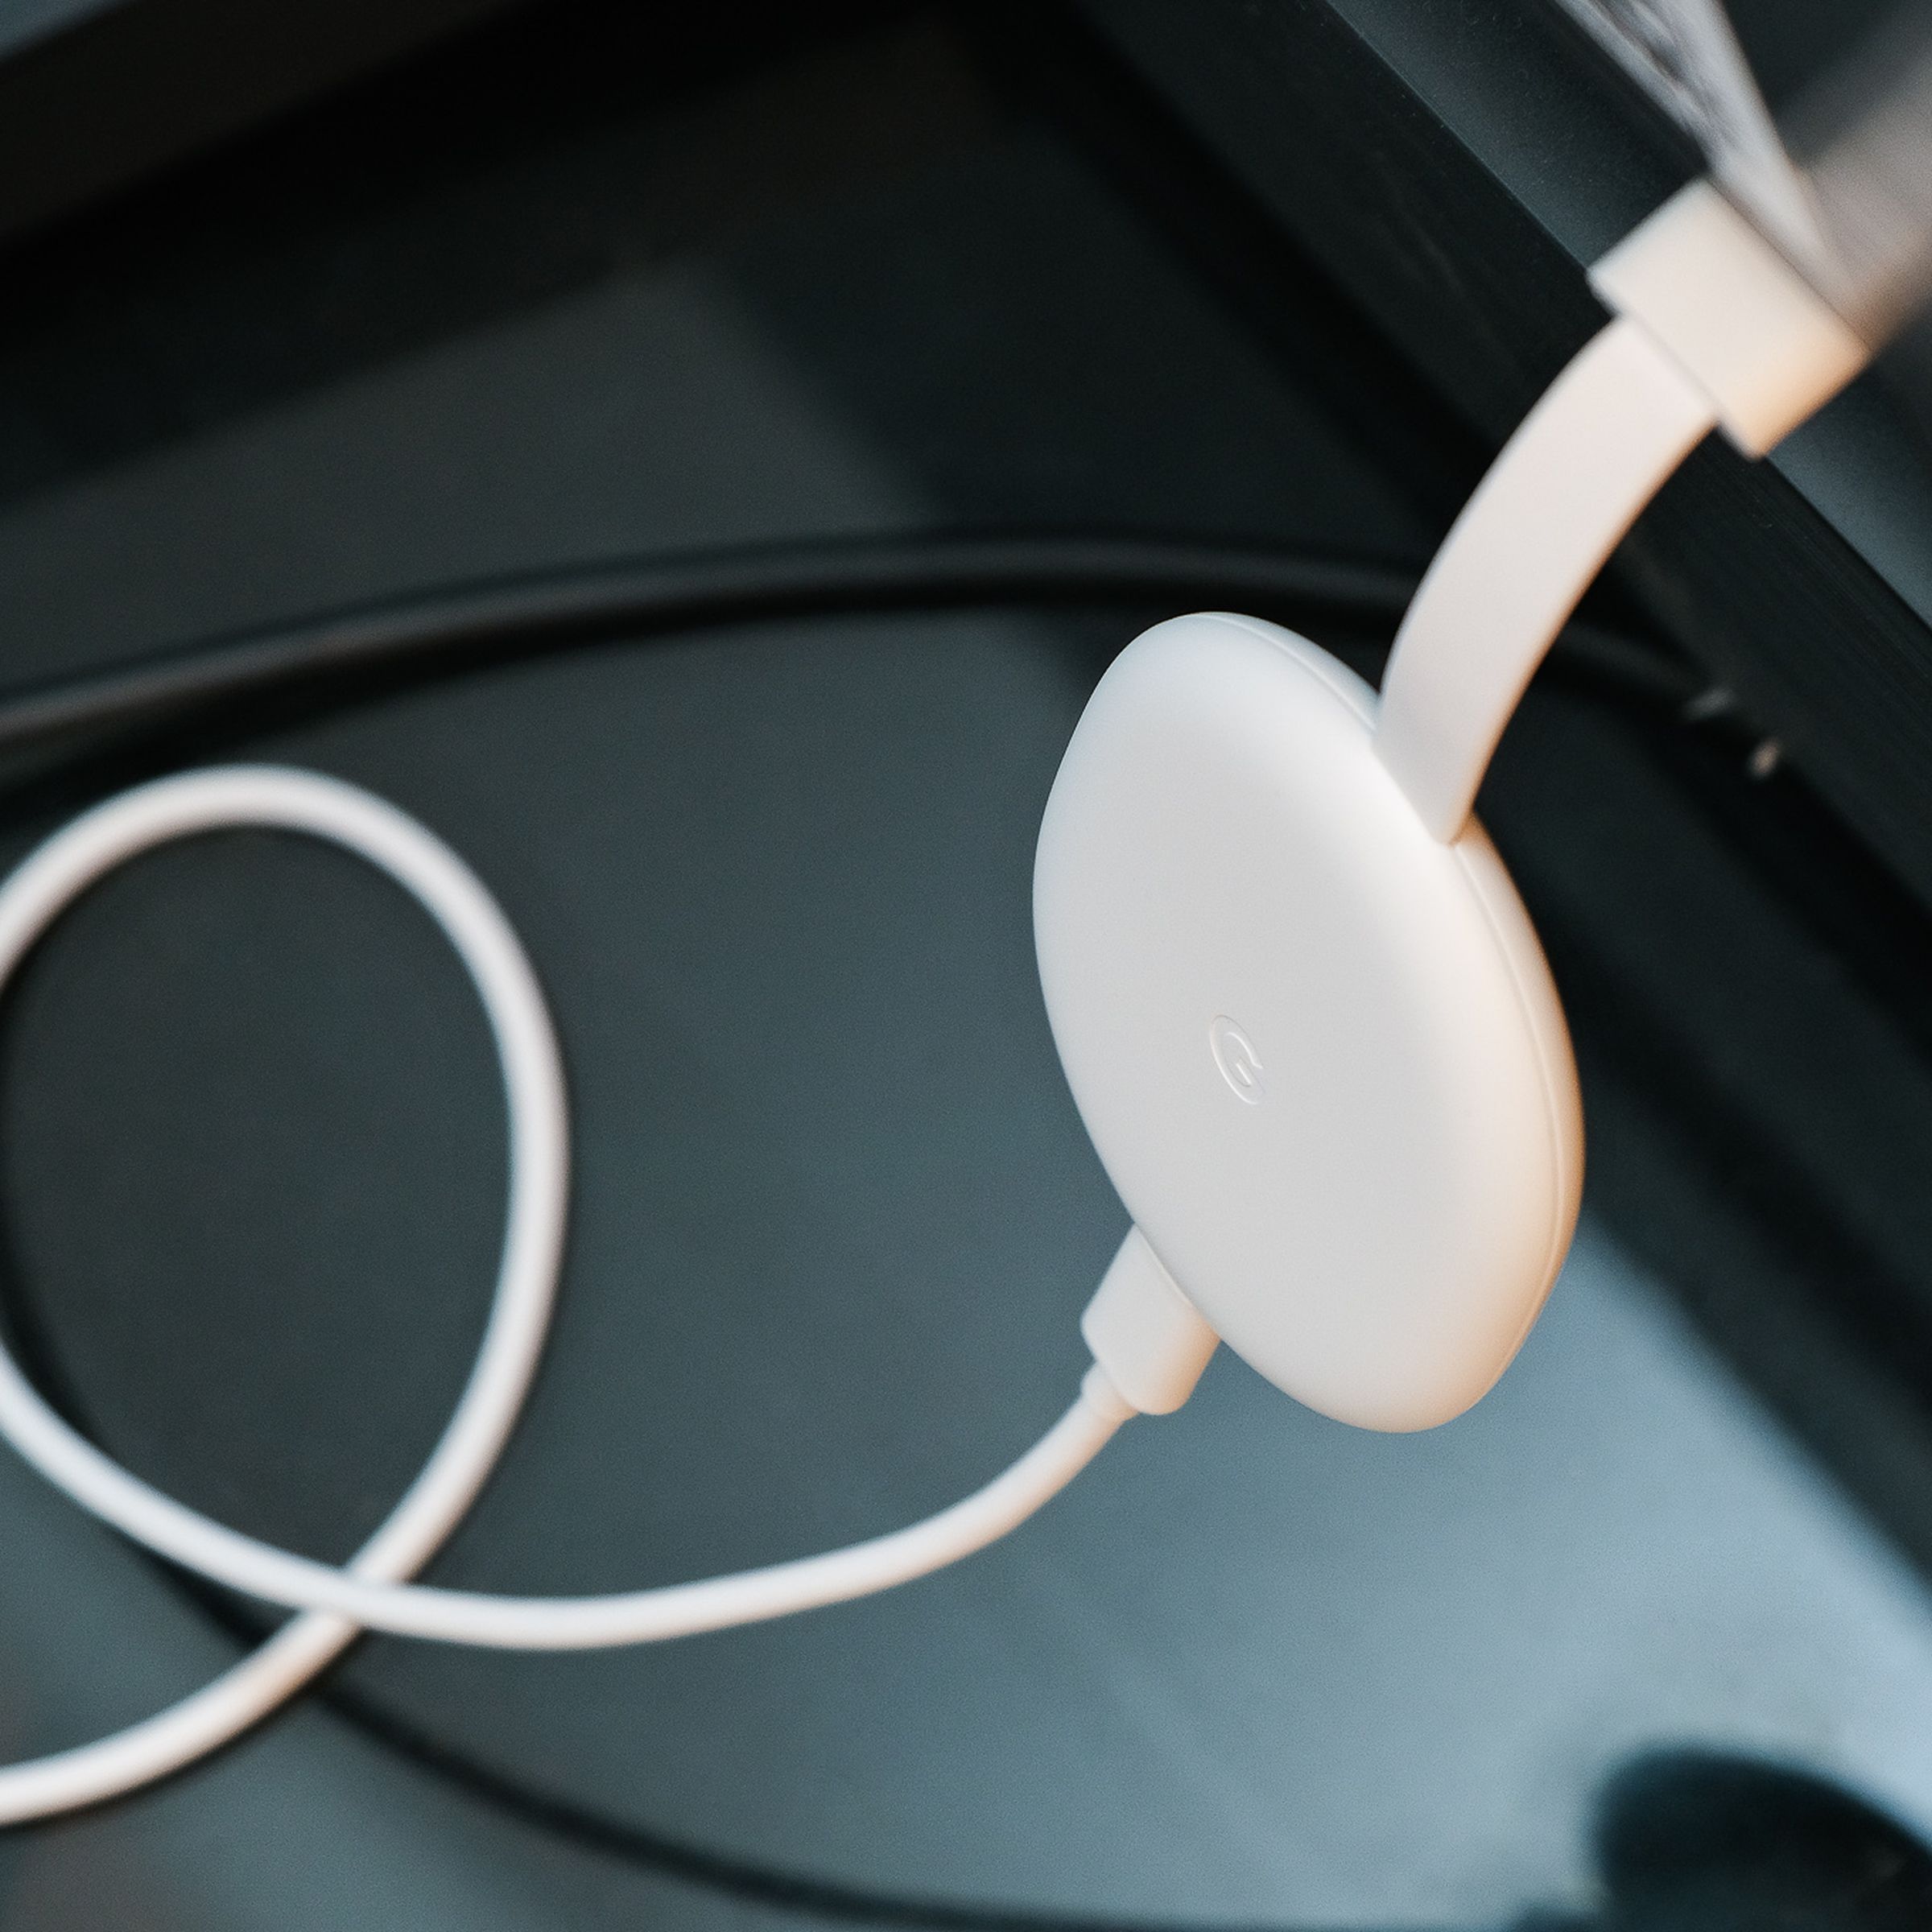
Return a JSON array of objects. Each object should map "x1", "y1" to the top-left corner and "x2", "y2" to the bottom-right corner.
[
  {"x1": 0, "y1": 765, "x2": 572, "y2": 1822},
  {"x1": 0, "y1": 766, "x2": 1137, "y2": 1814}
]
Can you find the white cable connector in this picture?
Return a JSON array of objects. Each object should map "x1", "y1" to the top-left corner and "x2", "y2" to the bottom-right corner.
[
  {"x1": 1080, "y1": 1227, "x2": 1218, "y2": 1415},
  {"x1": 1376, "y1": 178, "x2": 1876, "y2": 844}
]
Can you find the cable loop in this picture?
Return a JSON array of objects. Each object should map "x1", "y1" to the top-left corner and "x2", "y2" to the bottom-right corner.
[{"x1": 0, "y1": 765, "x2": 570, "y2": 1823}]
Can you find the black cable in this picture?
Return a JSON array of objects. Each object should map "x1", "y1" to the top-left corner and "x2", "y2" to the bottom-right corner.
[
  {"x1": 0, "y1": 528, "x2": 1699, "y2": 1928},
  {"x1": 0, "y1": 530, "x2": 1696, "y2": 778}
]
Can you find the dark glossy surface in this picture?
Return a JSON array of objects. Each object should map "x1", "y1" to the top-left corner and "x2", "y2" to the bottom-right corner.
[{"x1": 1, "y1": 7, "x2": 1931, "y2": 1927}]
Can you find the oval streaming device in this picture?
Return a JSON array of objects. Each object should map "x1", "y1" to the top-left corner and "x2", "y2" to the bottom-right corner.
[{"x1": 1034, "y1": 613, "x2": 1583, "y2": 1431}]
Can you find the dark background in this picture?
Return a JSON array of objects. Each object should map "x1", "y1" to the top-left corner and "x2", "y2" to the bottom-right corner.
[{"x1": 2, "y1": 2, "x2": 1932, "y2": 1925}]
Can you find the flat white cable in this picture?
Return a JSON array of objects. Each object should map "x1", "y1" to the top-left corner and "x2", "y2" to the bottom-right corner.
[
  {"x1": 0, "y1": 770, "x2": 1183, "y2": 1688},
  {"x1": 1376, "y1": 180, "x2": 1873, "y2": 841}
]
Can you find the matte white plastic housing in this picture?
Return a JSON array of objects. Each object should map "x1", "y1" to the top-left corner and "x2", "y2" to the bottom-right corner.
[
  {"x1": 1591, "y1": 180, "x2": 1868, "y2": 457},
  {"x1": 1035, "y1": 614, "x2": 1583, "y2": 1431}
]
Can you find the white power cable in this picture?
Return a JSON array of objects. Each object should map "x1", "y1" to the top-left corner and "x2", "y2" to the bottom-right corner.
[
  {"x1": 0, "y1": 765, "x2": 571, "y2": 1822},
  {"x1": 0, "y1": 766, "x2": 1139, "y2": 1810}
]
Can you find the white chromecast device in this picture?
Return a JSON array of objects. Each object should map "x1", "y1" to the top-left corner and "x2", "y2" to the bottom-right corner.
[
  {"x1": 0, "y1": 178, "x2": 1884, "y2": 1821},
  {"x1": 1052, "y1": 179, "x2": 1868, "y2": 1433},
  {"x1": 1037, "y1": 611, "x2": 1580, "y2": 1431}
]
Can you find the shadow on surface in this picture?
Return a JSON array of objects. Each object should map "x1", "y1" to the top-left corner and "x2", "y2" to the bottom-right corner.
[
  {"x1": 249, "y1": 1728, "x2": 1932, "y2": 1930},
  {"x1": 1521, "y1": 1750, "x2": 1932, "y2": 1932}
]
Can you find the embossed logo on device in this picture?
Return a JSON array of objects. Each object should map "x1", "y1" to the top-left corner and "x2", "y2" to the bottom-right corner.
[{"x1": 1209, "y1": 1015, "x2": 1265, "y2": 1104}]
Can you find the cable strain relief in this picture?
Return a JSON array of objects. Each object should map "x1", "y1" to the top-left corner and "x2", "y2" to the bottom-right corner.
[
  {"x1": 1080, "y1": 1360, "x2": 1139, "y2": 1425},
  {"x1": 1080, "y1": 1228, "x2": 1219, "y2": 1415}
]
